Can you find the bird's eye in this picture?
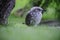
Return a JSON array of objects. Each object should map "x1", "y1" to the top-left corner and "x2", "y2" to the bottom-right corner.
[
  {"x1": 38, "y1": 9, "x2": 41, "y2": 11},
  {"x1": 37, "y1": 9, "x2": 42, "y2": 11}
]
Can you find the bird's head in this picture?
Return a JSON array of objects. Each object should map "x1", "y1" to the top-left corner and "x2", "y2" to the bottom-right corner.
[{"x1": 31, "y1": 7, "x2": 46, "y2": 14}]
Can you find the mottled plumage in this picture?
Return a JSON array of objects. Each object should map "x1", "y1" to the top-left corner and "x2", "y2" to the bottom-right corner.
[{"x1": 25, "y1": 7, "x2": 44, "y2": 26}]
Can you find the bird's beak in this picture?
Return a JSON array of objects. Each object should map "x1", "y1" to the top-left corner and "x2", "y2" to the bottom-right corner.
[
  {"x1": 43, "y1": 9, "x2": 46, "y2": 12},
  {"x1": 42, "y1": 9, "x2": 46, "y2": 14}
]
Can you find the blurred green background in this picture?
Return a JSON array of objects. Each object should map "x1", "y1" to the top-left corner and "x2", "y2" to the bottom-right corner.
[{"x1": 0, "y1": 0, "x2": 60, "y2": 40}]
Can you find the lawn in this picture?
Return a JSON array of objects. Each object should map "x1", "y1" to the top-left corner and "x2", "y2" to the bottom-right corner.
[
  {"x1": 0, "y1": 15, "x2": 60, "y2": 40},
  {"x1": 0, "y1": 0, "x2": 60, "y2": 40}
]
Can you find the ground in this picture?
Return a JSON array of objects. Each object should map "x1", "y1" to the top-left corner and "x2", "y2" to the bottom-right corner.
[{"x1": 0, "y1": 15, "x2": 60, "y2": 40}]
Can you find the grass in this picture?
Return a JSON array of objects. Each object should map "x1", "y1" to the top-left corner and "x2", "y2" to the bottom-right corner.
[
  {"x1": 12, "y1": 0, "x2": 29, "y2": 13},
  {"x1": 0, "y1": 15, "x2": 60, "y2": 40}
]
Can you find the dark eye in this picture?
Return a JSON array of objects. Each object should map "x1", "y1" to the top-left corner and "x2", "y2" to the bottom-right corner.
[{"x1": 36, "y1": 9, "x2": 41, "y2": 11}]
